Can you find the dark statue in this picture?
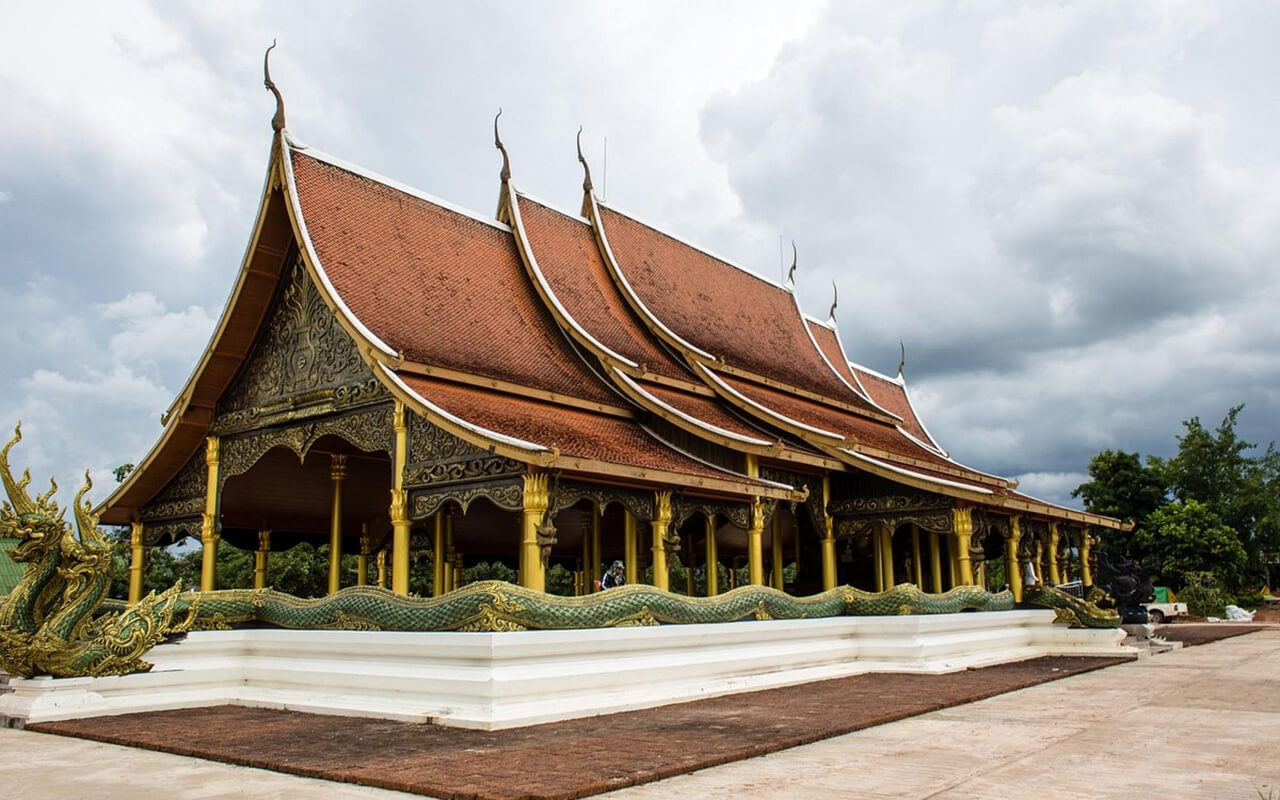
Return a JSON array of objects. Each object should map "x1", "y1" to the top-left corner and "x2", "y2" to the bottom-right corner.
[{"x1": 1094, "y1": 553, "x2": 1154, "y2": 624}]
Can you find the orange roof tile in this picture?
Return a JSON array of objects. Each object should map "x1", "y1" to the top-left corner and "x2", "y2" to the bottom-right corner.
[
  {"x1": 516, "y1": 195, "x2": 688, "y2": 381},
  {"x1": 849, "y1": 364, "x2": 940, "y2": 451},
  {"x1": 396, "y1": 373, "x2": 759, "y2": 483},
  {"x1": 291, "y1": 151, "x2": 616, "y2": 406},
  {"x1": 719, "y1": 373, "x2": 1002, "y2": 486},
  {"x1": 596, "y1": 205, "x2": 882, "y2": 413}
]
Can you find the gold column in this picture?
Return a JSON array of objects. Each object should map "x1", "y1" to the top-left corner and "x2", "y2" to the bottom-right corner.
[
  {"x1": 948, "y1": 536, "x2": 959, "y2": 588},
  {"x1": 953, "y1": 507, "x2": 975, "y2": 586},
  {"x1": 686, "y1": 548, "x2": 696, "y2": 596},
  {"x1": 254, "y1": 529, "x2": 271, "y2": 590},
  {"x1": 357, "y1": 525, "x2": 370, "y2": 587},
  {"x1": 650, "y1": 491, "x2": 672, "y2": 591},
  {"x1": 591, "y1": 510, "x2": 602, "y2": 591},
  {"x1": 128, "y1": 521, "x2": 145, "y2": 605},
  {"x1": 705, "y1": 514, "x2": 719, "y2": 596},
  {"x1": 879, "y1": 525, "x2": 895, "y2": 589},
  {"x1": 1080, "y1": 529, "x2": 1093, "y2": 586},
  {"x1": 452, "y1": 554, "x2": 462, "y2": 592},
  {"x1": 431, "y1": 513, "x2": 446, "y2": 596},
  {"x1": 770, "y1": 511, "x2": 784, "y2": 590},
  {"x1": 445, "y1": 522, "x2": 457, "y2": 593},
  {"x1": 820, "y1": 475, "x2": 836, "y2": 590},
  {"x1": 747, "y1": 500, "x2": 765, "y2": 586},
  {"x1": 1007, "y1": 516, "x2": 1024, "y2": 602},
  {"x1": 391, "y1": 401, "x2": 411, "y2": 596},
  {"x1": 199, "y1": 436, "x2": 221, "y2": 592},
  {"x1": 581, "y1": 524, "x2": 591, "y2": 593},
  {"x1": 1035, "y1": 538, "x2": 1045, "y2": 585},
  {"x1": 328, "y1": 454, "x2": 347, "y2": 596},
  {"x1": 520, "y1": 473, "x2": 549, "y2": 591},
  {"x1": 376, "y1": 549, "x2": 387, "y2": 588},
  {"x1": 1048, "y1": 522, "x2": 1062, "y2": 585},
  {"x1": 929, "y1": 532, "x2": 943, "y2": 592},
  {"x1": 911, "y1": 525, "x2": 923, "y2": 587},
  {"x1": 873, "y1": 528, "x2": 884, "y2": 592},
  {"x1": 624, "y1": 511, "x2": 639, "y2": 584}
]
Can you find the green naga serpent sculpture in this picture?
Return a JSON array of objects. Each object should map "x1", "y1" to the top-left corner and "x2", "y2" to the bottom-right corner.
[
  {"x1": 1, "y1": 424, "x2": 1116, "y2": 679},
  {"x1": 0, "y1": 425, "x2": 194, "y2": 679}
]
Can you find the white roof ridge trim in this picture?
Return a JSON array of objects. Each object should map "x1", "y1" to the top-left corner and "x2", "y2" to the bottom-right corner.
[
  {"x1": 587, "y1": 193, "x2": 717, "y2": 361},
  {"x1": 613, "y1": 368, "x2": 774, "y2": 447},
  {"x1": 840, "y1": 449, "x2": 995, "y2": 495},
  {"x1": 795, "y1": 300, "x2": 897, "y2": 417},
  {"x1": 597, "y1": 198, "x2": 793, "y2": 294},
  {"x1": 294, "y1": 144, "x2": 512, "y2": 233},
  {"x1": 378, "y1": 364, "x2": 549, "y2": 453},
  {"x1": 636, "y1": 422, "x2": 794, "y2": 490},
  {"x1": 281, "y1": 138, "x2": 398, "y2": 359},
  {"x1": 895, "y1": 425, "x2": 950, "y2": 459},
  {"x1": 507, "y1": 187, "x2": 639, "y2": 370},
  {"x1": 514, "y1": 189, "x2": 591, "y2": 225},
  {"x1": 849, "y1": 360, "x2": 903, "y2": 386},
  {"x1": 696, "y1": 363, "x2": 844, "y2": 441}
]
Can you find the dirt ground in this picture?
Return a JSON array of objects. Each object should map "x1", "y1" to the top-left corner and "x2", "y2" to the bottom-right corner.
[{"x1": 32, "y1": 656, "x2": 1129, "y2": 800}]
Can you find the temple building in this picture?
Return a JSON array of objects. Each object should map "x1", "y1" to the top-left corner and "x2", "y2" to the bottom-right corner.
[{"x1": 97, "y1": 86, "x2": 1125, "y2": 606}]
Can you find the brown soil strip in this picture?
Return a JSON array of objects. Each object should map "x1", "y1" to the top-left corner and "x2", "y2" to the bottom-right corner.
[
  {"x1": 31, "y1": 655, "x2": 1130, "y2": 800},
  {"x1": 1157, "y1": 623, "x2": 1268, "y2": 647}
]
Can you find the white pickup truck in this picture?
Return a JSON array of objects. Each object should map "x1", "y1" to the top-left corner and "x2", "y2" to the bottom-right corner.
[{"x1": 1144, "y1": 586, "x2": 1188, "y2": 624}]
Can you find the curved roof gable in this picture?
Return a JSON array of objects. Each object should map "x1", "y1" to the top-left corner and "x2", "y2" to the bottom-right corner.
[
  {"x1": 290, "y1": 149, "x2": 616, "y2": 406},
  {"x1": 595, "y1": 204, "x2": 885, "y2": 415}
]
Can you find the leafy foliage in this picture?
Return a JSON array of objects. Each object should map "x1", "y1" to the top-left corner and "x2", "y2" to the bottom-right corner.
[
  {"x1": 1075, "y1": 405, "x2": 1279, "y2": 592},
  {"x1": 1176, "y1": 571, "x2": 1231, "y2": 618},
  {"x1": 1135, "y1": 500, "x2": 1247, "y2": 591}
]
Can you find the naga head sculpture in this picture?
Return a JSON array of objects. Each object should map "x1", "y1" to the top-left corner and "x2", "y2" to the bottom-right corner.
[{"x1": 1, "y1": 424, "x2": 69, "y2": 562}]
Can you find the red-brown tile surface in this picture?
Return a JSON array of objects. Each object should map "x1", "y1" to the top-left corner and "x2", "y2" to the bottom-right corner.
[
  {"x1": 31, "y1": 655, "x2": 1132, "y2": 800},
  {"x1": 636, "y1": 380, "x2": 781, "y2": 445},
  {"x1": 597, "y1": 205, "x2": 880, "y2": 412},
  {"x1": 851, "y1": 363, "x2": 940, "y2": 449},
  {"x1": 398, "y1": 372, "x2": 757, "y2": 483},
  {"x1": 291, "y1": 152, "x2": 615, "y2": 406},
  {"x1": 516, "y1": 195, "x2": 688, "y2": 382},
  {"x1": 720, "y1": 372, "x2": 1004, "y2": 486}
]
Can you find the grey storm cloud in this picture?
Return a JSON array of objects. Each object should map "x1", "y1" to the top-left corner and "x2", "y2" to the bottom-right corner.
[{"x1": 2, "y1": 0, "x2": 1278, "y2": 510}]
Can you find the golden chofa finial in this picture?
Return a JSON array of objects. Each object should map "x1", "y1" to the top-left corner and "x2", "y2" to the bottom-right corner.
[
  {"x1": 827, "y1": 281, "x2": 839, "y2": 323},
  {"x1": 263, "y1": 40, "x2": 286, "y2": 133},
  {"x1": 786, "y1": 241, "x2": 797, "y2": 288},
  {"x1": 897, "y1": 340, "x2": 906, "y2": 377},
  {"x1": 576, "y1": 126, "x2": 594, "y2": 194},
  {"x1": 494, "y1": 108, "x2": 511, "y2": 183}
]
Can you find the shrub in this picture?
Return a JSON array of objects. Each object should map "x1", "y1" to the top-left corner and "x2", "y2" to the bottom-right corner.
[{"x1": 1179, "y1": 571, "x2": 1230, "y2": 618}]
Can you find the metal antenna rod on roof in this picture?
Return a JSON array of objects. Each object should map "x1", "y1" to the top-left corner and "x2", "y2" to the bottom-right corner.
[{"x1": 263, "y1": 40, "x2": 286, "y2": 133}]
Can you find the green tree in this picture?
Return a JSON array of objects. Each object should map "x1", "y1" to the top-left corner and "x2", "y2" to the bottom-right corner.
[
  {"x1": 1165, "y1": 406, "x2": 1280, "y2": 583},
  {"x1": 1072, "y1": 450, "x2": 1167, "y2": 557},
  {"x1": 1135, "y1": 500, "x2": 1247, "y2": 591}
]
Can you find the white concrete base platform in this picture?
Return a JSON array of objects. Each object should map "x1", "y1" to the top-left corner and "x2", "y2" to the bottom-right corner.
[{"x1": 0, "y1": 610, "x2": 1128, "y2": 730}]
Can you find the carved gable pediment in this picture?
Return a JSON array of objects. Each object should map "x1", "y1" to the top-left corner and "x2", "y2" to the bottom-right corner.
[{"x1": 212, "y1": 254, "x2": 386, "y2": 435}]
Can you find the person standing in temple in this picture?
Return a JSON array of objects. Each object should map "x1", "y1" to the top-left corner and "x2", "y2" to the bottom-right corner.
[{"x1": 602, "y1": 560, "x2": 626, "y2": 589}]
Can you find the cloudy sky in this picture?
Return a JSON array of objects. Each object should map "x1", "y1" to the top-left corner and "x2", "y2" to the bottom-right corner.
[{"x1": 2, "y1": 0, "x2": 1278, "y2": 510}]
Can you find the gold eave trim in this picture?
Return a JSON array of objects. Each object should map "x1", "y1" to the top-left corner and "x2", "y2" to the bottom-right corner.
[
  {"x1": 280, "y1": 137, "x2": 554, "y2": 467},
  {"x1": 390, "y1": 358, "x2": 634, "y2": 419},
  {"x1": 96, "y1": 138, "x2": 286, "y2": 519},
  {"x1": 700, "y1": 360, "x2": 902, "y2": 426},
  {"x1": 843, "y1": 443, "x2": 1010, "y2": 489},
  {"x1": 549, "y1": 455, "x2": 803, "y2": 502}
]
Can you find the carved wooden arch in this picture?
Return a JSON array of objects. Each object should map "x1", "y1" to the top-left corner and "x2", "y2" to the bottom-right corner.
[
  {"x1": 547, "y1": 481, "x2": 655, "y2": 522},
  {"x1": 218, "y1": 404, "x2": 395, "y2": 488},
  {"x1": 760, "y1": 467, "x2": 825, "y2": 536},
  {"x1": 673, "y1": 498, "x2": 751, "y2": 530},
  {"x1": 409, "y1": 477, "x2": 525, "y2": 522}
]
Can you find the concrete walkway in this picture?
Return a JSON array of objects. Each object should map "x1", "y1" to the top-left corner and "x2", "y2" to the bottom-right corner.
[{"x1": 2, "y1": 630, "x2": 1277, "y2": 800}]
